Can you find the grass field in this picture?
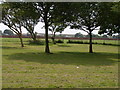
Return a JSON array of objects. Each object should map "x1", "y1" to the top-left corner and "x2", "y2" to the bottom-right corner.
[
  {"x1": 1, "y1": 38, "x2": 119, "y2": 45},
  {"x1": 1, "y1": 38, "x2": 119, "y2": 88}
]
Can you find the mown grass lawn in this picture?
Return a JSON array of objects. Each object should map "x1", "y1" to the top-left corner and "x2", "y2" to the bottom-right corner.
[{"x1": 1, "y1": 38, "x2": 119, "y2": 88}]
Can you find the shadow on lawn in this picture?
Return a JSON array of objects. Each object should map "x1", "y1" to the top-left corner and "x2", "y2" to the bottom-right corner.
[
  {"x1": 1, "y1": 46, "x2": 28, "y2": 49},
  {"x1": 57, "y1": 45, "x2": 71, "y2": 47},
  {"x1": 1, "y1": 46, "x2": 20, "y2": 49},
  {"x1": 7, "y1": 51, "x2": 119, "y2": 66}
]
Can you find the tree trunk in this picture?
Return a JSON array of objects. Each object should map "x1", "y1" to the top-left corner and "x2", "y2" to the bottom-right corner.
[
  {"x1": 44, "y1": 12, "x2": 50, "y2": 53},
  {"x1": 32, "y1": 33, "x2": 37, "y2": 42},
  {"x1": 18, "y1": 33, "x2": 24, "y2": 47},
  {"x1": 52, "y1": 32, "x2": 56, "y2": 44},
  {"x1": 89, "y1": 31, "x2": 93, "y2": 53}
]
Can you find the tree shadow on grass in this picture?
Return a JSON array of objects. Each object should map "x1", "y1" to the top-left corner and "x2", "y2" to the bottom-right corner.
[
  {"x1": 8, "y1": 52, "x2": 118, "y2": 66},
  {"x1": 57, "y1": 45, "x2": 71, "y2": 47},
  {"x1": 1, "y1": 46, "x2": 20, "y2": 49}
]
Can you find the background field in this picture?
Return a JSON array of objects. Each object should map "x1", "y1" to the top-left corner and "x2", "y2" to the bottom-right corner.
[
  {"x1": 1, "y1": 38, "x2": 119, "y2": 45},
  {"x1": 1, "y1": 38, "x2": 119, "y2": 88}
]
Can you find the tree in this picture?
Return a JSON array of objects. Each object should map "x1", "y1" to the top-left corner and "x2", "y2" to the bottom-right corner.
[
  {"x1": 36, "y1": 2, "x2": 54, "y2": 53},
  {"x1": 70, "y1": 3, "x2": 100, "y2": 53},
  {"x1": 7, "y1": 2, "x2": 40, "y2": 41},
  {"x1": 19, "y1": 2, "x2": 40, "y2": 41},
  {"x1": 47, "y1": 3, "x2": 75, "y2": 44},
  {"x1": 98, "y1": 2, "x2": 120, "y2": 36},
  {"x1": 36, "y1": 2, "x2": 71, "y2": 53},
  {"x1": 2, "y1": 2, "x2": 24, "y2": 47},
  {"x1": 3, "y1": 29, "x2": 14, "y2": 36},
  {"x1": 75, "y1": 32, "x2": 84, "y2": 38},
  {"x1": 49, "y1": 23, "x2": 67, "y2": 44}
]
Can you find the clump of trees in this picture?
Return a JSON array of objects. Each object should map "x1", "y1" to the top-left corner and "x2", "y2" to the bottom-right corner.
[
  {"x1": 3, "y1": 29, "x2": 14, "y2": 36},
  {"x1": 1, "y1": 2, "x2": 119, "y2": 53}
]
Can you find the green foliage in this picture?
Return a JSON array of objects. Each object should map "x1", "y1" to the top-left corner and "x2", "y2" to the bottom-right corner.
[
  {"x1": 98, "y1": 2, "x2": 120, "y2": 35},
  {"x1": 70, "y1": 3, "x2": 100, "y2": 32},
  {"x1": 67, "y1": 40, "x2": 120, "y2": 46},
  {"x1": 111, "y1": 2, "x2": 120, "y2": 13}
]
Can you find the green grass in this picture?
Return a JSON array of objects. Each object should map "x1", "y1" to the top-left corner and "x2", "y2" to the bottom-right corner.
[
  {"x1": 1, "y1": 38, "x2": 119, "y2": 45},
  {"x1": 1, "y1": 38, "x2": 119, "y2": 88}
]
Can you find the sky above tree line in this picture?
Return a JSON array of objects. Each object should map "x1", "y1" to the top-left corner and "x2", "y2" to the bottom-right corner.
[{"x1": 0, "y1": 22, "x2": 99, "y2": 35}]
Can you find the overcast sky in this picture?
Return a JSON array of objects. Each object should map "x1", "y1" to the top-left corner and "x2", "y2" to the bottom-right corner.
[{"x1": 0, "y1": 22, "x2": 99, "y2": 35}]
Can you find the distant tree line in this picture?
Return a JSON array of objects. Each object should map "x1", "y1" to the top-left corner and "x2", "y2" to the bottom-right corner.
[
  {"x1": 1, "y1": 29, "x2": 119, "y2": 39},
  {"x1": 74, "y1": 32, "x2": 120, "y2": 39},
  {"x1": 1, "y1": 2, "x2": 120, "y2": 53}
]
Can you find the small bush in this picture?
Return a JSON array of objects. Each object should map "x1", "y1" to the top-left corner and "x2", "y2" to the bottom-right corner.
[
  {"x1": 28, "y1": 40, "x2": 44, "y2": 45},
  {"x1": 67, "y1": 40, "x2": 85, "y2": 44},
  {"x1": 56, "y1": 40, "x2": 64, "y2": 43}
]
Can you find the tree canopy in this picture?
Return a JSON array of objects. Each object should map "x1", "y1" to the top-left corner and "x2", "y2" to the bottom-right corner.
[{"x1": 98, "y1": 2, "x2": 120, "y2": 35}]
